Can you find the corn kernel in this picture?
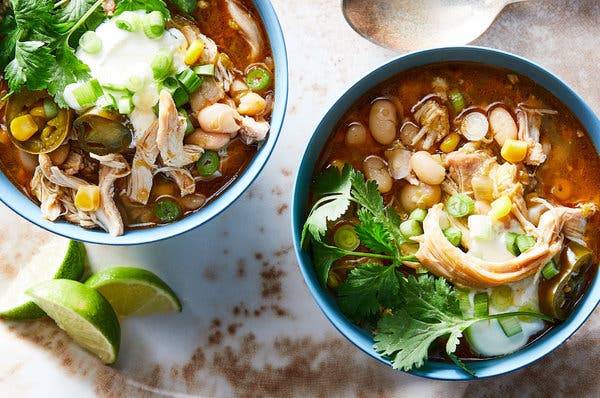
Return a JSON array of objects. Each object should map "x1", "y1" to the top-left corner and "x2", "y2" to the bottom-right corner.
[
  {"x1": 501, "y1": 139, "x2": 528, "y2": 163},
  {"x1": 10, "y1": 114, "x2": 39, "y2": 142},
  {"x1": 440, "y1": 132, "x2": 461, "y2": 153},
  {"x1": 237, "y1": 92, "x2": 266, "y2": 116},
  {"x1": 30, "y1": 106, "x2": 47, "y2": 118},
  {"x1": 75, "y1": 185, "x2": 101, "y2": 212},
  {"x1": 489, "y1": 195, "x2": 512, "y2": 220},
  {"x1": 184, "y1": 40, "x2": 205, "y2": 65}
]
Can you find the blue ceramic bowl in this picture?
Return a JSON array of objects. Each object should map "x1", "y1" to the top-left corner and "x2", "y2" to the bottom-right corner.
[
  {"x1": 0, "y1": 0, "x2": 288, "y2": 245},
  {"x1": 292, "y1": 46, "x2": 600, "y2": 380}
]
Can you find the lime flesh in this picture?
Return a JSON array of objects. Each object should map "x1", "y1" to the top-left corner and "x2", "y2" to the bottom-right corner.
[
  {"x1": 84, "y1": 267, "x2": 182, "y2": 317},
  {"x1": 0, "y1": 240, "x2": 86, "y2": 319},
  {"x1": 26, "y1": 279, "x2": 120, "y2": 364}
]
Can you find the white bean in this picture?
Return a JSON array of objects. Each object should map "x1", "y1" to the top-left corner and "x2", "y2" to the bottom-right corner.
[
  {"x1": 400, "y1": 182, "x2": 441, "y2": 211},
  {"x1": 489, "y1": 106, "x2": 518, "y2": 146},
  {"x1": 369, "y1": 99, "x2": 398, "y2": 145},
  {"x1": 410, "y1": 151, "x2": 446, "y2": 185},
  {"x1": 363, "y1": 155, "x2": 393, "y2": 193},
  {"x1": 460, "y1": 111, "x2": 489, "y2": 141},
  {"x1": 345, "y1": 123, "x2": 367, "y2": 146},
  {"x1": 197, "y1": 103, "x2": 241, "y2": 134},
  {"x1": 185, "y1": 129, "x2": 231, "y2": 150},
  {"x1": 385, "y1": 147, "x2": 411, "y2": 180}
]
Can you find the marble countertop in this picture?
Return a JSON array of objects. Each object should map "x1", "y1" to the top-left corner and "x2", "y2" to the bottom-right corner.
[{"x1": 1, "y1": 0, "x2": 600, "y2": 396}]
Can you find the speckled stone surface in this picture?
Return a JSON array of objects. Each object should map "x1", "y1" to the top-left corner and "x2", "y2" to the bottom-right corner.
[{"x1": 1, "y1": 0, "x2": 600, "y2": 396}]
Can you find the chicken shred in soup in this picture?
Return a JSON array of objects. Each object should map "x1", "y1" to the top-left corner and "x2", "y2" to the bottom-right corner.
[
  {"x1": 0, "y1": 0, "x2": 274, "y2": 236},
  {"x1": 302, "y1": 62, "x2": 600, "y2": 371}
]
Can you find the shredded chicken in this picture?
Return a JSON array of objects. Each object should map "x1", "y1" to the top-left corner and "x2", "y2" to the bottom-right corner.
[
  {"x1": 239, "y1": 116, "x2": 270, "y2": 144},
  {"x1": 157, "y1": 90, "x2": 203, "y2": 167},
  {"x1": 127, "y1": 120, "x2": 159, "y2": 204},
  {"x1": 226, "y1": 0, "x2": 264, "y2": 63},
  {"x1": 189, "y1": 77, "x2": 226, "y2": 117},
  {"x1": 38, "y1": 153, "x2": 88, "y2": 190},
  {"x1": 91, "y1": 154, "x2": 131, "y2": 236},
  {"x1": 516, "y1": 107, "x2": 550, "y2": 166},
  {"x1": 30, "y1": 167, "x2": 63, "y2": 221},
  {"x1": 412, "y1": 98, "x2": 450, "y2": 149},
  {"x1": 415, "y1": 203, "x2": 594, "y2": 288},
  {"x1": 156, "y1": 167, "x2": 196, "y2": 197}
]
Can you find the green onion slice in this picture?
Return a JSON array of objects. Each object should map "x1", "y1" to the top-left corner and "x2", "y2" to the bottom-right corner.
[
  {"x1": 154, "y1": 200, "x2": 182, "y2": 223},
  {"x1": 446, "y1": 193, "x2": 475, "y2": 218},
  {"x1": 196, "y1": 150, "x2": 220, "y2": 177},
  {"x1": 443, "y1": 226, "x2": 462, "y2": 247},
  {"x1": 504, "y1": 231, "x2": 520, "y2": 256},
  {"x1": 179, "y1": 108, "x2": 194, "y2": 135},
  {"x1": 516, "y1": 234, "x2": 536, "y2": 253},
  {"x1": 490, "y1": 285, "x2": 513, "y2": 312},
  {"x1": 455, "y1": 288, "x2": 471, "y2": 316},
  {"x1": 541, "y1": 259, "x2": 560, "y2": 280},
  {"x1": 151, "y1": 52, "x2": 173, "y2": 81},
  {"x1": 448, "y1": 88, "x2": 465, "y2": 113},
  {"x1": 115, "y1": 11, "x2": 140, "y2": 32},
  {"x1": 333, "y1": 224, "x2": 360, "y2": 251},
  {"x1": 79, "y1": 31, "x2": 102, "y2": 54},
  {"x1": 498, "y1": 316, "x2": 523, "y2": 337},
  {"x1": 72, "y1": 80, "x2": 103, "y2": 107},
  {"x1": 246, "y1": 67, "x2": 272, "y2": 91},
  {"x1": 178, "y1": 68, "x2": 203, "y2": 93},
  {"x1": 408, "y1": 208, "x2": 427, "y2": 222},
  {"x1": 193, "y1": 64, "x2": 216, "y2": 76},
  {"x1": 399, "y1": 219, "x2": 423, "y2": 239},
  {"x1": 473, "y1": 292, "x2": 489, "y2": 317},
  {"x1": 143, "y1": 11, "x2": 165, "y2": 39}
]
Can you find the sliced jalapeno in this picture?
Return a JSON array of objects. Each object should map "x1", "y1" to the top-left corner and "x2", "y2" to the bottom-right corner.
[
  {"x1": 538, "y1": 241, "x2": 594, "y2": 320},
  {"x1": 6, "y1": 89, "x2": 72, "y2": 154},
  {"x1": 73, "y1": 108, "x2": 132, "y2": 155}
]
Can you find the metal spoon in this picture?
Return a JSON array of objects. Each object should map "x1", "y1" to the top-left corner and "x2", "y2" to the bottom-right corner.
[{"x1": 342, "y1": 0, "x2": 524, "y2": 52}]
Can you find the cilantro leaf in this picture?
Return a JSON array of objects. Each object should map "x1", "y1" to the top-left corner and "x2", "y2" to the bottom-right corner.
[
  {"x1": 48, "y1": 44, "x2": 91, "y2": 107},
  {"x1": 0, "y1": 13, "x2": 18, "y2": 70},
  {"x1": 301, "y1": 165, "x2": 354, "y2": 246},
  {"x1": 373, "y1": 274, "x2": 553, "y2": 373},
  {"x1": 337, "y1": 264, "x2": 401, "y2": 320},
  {"x1": 5, "y1": 40, "x2": 53, "y2": 91},
  {"x1": 57, "y1": 0, "x2": 99, "y2": 26},
  {"x1": 114, "y1": 0, "x2": 170, "y2": 18},
  {"x1": 311, "y1": 239, "x2": 346, "y2": 288},
  {"x1": 354, "y1": 208, "x2": 395, "y2": 254}
]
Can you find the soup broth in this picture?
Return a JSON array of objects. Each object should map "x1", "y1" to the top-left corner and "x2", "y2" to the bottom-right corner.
[{"x1": 305, "y1": 62, "x2": 600, "y2": 367}]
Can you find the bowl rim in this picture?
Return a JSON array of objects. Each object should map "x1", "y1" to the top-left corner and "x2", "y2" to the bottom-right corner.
[
  {"x1": 291, "y1": 45, "x2": 600, "y2": 380},
  {"x1": 0, "y1": 0, "x2": 289, "y2": 245}
]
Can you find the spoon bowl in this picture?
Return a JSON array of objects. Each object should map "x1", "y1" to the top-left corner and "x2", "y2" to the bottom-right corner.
[{"x1": 342, "y1": 0, "x2": 522, "y2": 52}]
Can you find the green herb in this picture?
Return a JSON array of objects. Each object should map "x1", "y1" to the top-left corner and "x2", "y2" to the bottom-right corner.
[
  {"x1": 337, "y1": 264, "x2": 401, "y2": 320},
  {"x1": 1, "y1": 0, "x2": 106, "y2": 106},
  {"x1": 372, "y1": 274, "x2": 553, "y2": 373},
  {"x1": 169, "y1": 0, "x2": 196, "y2": 14},
  {"x1": 114, "y1": 0, "x2": 170, "y2": 18}
]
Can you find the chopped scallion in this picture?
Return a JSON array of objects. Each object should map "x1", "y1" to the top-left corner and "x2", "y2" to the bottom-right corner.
[
  {"x1": 72, "y1": 80, "x2": 103, "y2": 107},
  {"x1": 516, "y1": 234, "x2": 536, "y2": 253},
  {"x1": 446, "y1": 193, "x2": 474, "y2": 218},
  {"x1": 473, "y1": 292, "x2": 489, "y2": 317},
  {"x1": 162, "y1": 78, "x2": 190, "y2": 107},
  {"x1": 196, "y1": 150, "x2": 220, "y2": 177},
  {"x1": 542, "y1": 259, "x2": 560, "y2": 280},
  {"x1": 490, "y1": 285, "x2": 513, "y2": 312},
  {"x1": 151, "y1": 52, "x2": 173, "y2": 81},
  {"x1": 448, "y1": 88, "x2": 465, "y2": 113},
  {"x1": 179, "y1": 109, "x2": 194, "y2": 135},
  {"x1": 408, "y1": 208, "x2": 427, "y2": 222},
  {"x1": 143, "y1": 11, "x2": 165, "y2": 39},
  {"x1": 42, "y1": 98, "x2": 58, "y2": 119},
  {"x1": 400, "y1": 219, "x2": 423, "y2": 239},
  {"x1": 456, "y1": 289, "x2": 471, "y2": 316},
  {"x1": 498, "y1": 316, "x2": 523, "y2": 337},
  {"x1": 115, "y1": 11, "x2": 140, "y2": 32},
  {"x1": 118, "y1": 97, "x2": 133, "y2": 114},
  {"x1": 154, "y1": 200, "x2": 182, "y2": 223},
  {"x1": 79, "y1": 31, "x2": 102, "y2": 54},
  {"x1": 178, "y1": 68, "x2": 203, "y2": 93},
  {"x1": 333, "y1": 224, "x2": 360, "y2": 251},
  {"x1": 246, "y1": 67, "x2": 271, "y2": 91},
  {"x1": 193, "y1": 64, "x2": 215, "y2": 76},
  {"x1": 504, "y1": 232, "x2": 520, "y2": 256},
  {"x1": 443, "y1": 226, "x2": 462, "y2": 247}
]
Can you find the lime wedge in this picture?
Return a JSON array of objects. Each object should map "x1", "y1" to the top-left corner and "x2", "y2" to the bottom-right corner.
[
  {"x1": 26, "y1": 279, "x2": 120, "y2": 364},
  {"x1": 84, "y1": 267, "x2": 182, "y2": 317},
  {"x1": 0, "y1": 239, "x2": 86, "y2": 319}
]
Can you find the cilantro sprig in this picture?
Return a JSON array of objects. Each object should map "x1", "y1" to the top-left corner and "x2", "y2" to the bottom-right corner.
[
  {"x1": 0, "y1": 0, "x2": 171, "y2": 106},
  {"x1": 373, "y1": 274, "x2": 553, "y2": 373},
  {"x1": 301, "y1": 164, "x2": 554, "y2": 376}
]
